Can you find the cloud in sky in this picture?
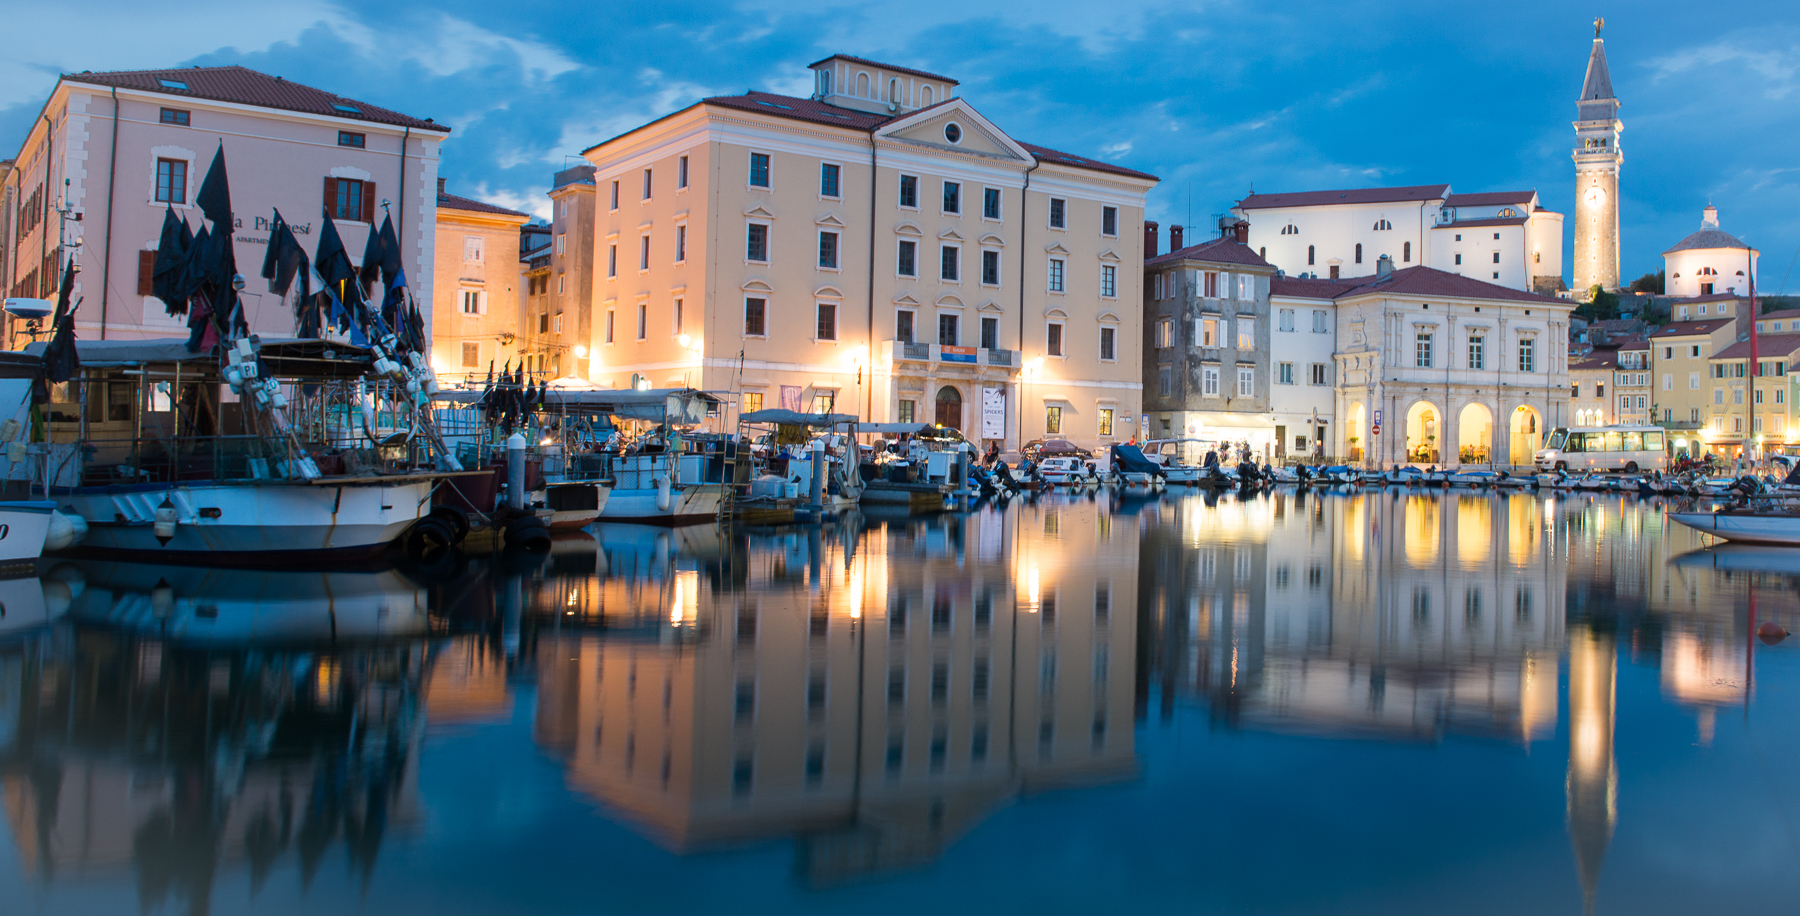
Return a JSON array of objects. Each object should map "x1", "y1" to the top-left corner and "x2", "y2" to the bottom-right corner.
[{"x1": 4, "y1": 0, "x2": 1797, "y2": 286}]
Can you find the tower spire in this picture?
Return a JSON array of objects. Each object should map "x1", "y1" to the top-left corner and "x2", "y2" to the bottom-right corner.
[{"x1": 1572, "y1": 26, "x2": 1623, "y2": 295}]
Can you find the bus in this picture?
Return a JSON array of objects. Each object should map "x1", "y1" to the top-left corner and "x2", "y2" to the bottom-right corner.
[{"x1": 1533, "y1": 425, "x2": 1669, "y2": 473}]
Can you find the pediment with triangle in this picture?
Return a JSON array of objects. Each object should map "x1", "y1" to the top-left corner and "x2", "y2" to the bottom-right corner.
[
  {"x1": 817, "y1": 212, "x2": 847, "y2": 227},
  {"x1": 875, "y1": 99, "x2": 1034, "y2": 163},
  {"x1": 894, "y1": 292, "x2": 922, "y2": 305}
]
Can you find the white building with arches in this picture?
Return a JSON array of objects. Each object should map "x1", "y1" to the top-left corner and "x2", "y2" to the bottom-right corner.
[
  {"x1": 1321, "y1": 259, "x2": 1573, "y2": 467},
  {"x1": 1231, "y1": 185, "x2": 1564, "y2": 296}
]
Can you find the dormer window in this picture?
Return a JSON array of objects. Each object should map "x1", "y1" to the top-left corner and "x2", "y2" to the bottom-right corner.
[
  {"x1": 1372, "y1": 219, "x2": 1392, "y2": 231},
  {"x1": 1498, "y1": 208, "x2": 1518, "y2": 218}
]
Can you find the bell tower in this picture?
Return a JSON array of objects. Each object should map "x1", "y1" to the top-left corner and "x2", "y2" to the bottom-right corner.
[{"x1": 1572, "y1": 19, "x2": 1622, "y2": 294}]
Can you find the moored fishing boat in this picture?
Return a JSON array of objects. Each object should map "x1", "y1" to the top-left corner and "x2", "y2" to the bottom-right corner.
[{"x1": 1670, "y1": 509, "x2": 1800, "y2": 546}]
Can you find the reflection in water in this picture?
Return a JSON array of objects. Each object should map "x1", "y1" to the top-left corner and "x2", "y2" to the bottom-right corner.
[{"x1": 0, "y1": 489, "x2": 1794, "y2": 914}]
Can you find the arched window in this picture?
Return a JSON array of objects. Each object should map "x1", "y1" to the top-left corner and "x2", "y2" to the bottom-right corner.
[
  {"x1": 1402, "y1": 241, "x2": 1412, "y2": 263},
  {"x1": 1355, "y1": 243, "x2": 1363, "y2": 264},
  {"x1": 1372, "y1": 219, "x2": 1392, "y2": 231},
  {"x1": 920, "y1": 85, "x2": 933, "y2": 106},
  {"x1": 1498, "y1": 208, "x2": 1518, "y2": 218},
  {"x1": 856, "y1": 72, "x2": 870, "y2": 97},
  {"x1": 1308, "y1": 245, "x2": 1315, "y2": 266},
  {"x1": 1260, "y1": 247, "x2": 1267, "y2": 260}
]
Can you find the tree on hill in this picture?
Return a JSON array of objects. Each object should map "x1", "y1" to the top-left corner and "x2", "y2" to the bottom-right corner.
[
  {"x1": 1629, "y1": 270, "x2": 1664, "y2": 294},
  {"x1": 1575, "y1": 285, "x2": 1620, "y2": 321}
]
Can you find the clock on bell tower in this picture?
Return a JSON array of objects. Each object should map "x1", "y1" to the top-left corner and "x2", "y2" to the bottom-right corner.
[{"x1": 1572, "y1": 21, "x2": 1622, "y2": 295}]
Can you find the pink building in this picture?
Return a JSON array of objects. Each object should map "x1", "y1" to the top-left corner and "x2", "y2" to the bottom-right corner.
[{"x1": 3, "y1": 66, "x2": 449, "y2": 344}]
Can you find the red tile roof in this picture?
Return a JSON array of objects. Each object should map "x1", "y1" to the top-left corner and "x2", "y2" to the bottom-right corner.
[
  {"x1": 1711, "y1": 333, "x2": 1800, "y2": 360},
  {"x1": 1571, "y1": 353, "x2": 1616, "y2": 371},
  {"x1": 1669, "y1": 292, "x2": 1744, "y2": 304},
  {"x1": 1270, "y1": 276, "x2": 1373, "y2": 298},
  {"x1": 1147, "y1": 236, "x2": 1271, "y2": 269},
  {"x1": 1650, "y1": 319, "x2": 1734, "y2": 338},
  {"x1": 1756, "y1": 308, "x2": 1800, "y2": 321},
  {"x1": 63, "y1": 65, "x2": 448, "y2": 132},
  {"x1": 1441, "y1": 216, "x2": 1527, "y2": 229},
  {"x1": 1238, "y1": 184, "x2": 1450, "y2": 209},
  {"x1": 1444, "y1": 191, "x2": 1535, "y2": 207},
  {"x1": 670, "y1": 92, "x2": 1157, "y2": 181},
  {"x1": 806, "y1": 55, "x2": 959, "y2": 85},
  {"x1": 1614, "y1": 335, "x2": 1650, "y2": 350},
  {"x1": 438, "y1": 190, "x2": 529, "y2": 219},
  {"x1": 1332, "y1": 265, "x2": 1565, "y2": 304}
]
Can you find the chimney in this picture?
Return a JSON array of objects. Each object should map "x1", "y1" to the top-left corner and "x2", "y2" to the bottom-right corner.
[
  {"x1": 437, "y1": 177, "x2": 446, "y2": 195},
  {"x1": 1376, "y1": 254, "x2": 1395, "y2": 278},
  {"x1": 1144, "y1": 220, "x2": 1159, "y2": 258},
  {"x1": 1169, "y1": 225, "x2": 1184, "y2": 251},
  {"x1": 1233, "y1": 219, "x2": 1250, "y2": 244}
]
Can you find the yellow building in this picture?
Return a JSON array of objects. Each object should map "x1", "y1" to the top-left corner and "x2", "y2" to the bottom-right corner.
[
  {"x1": 576, "y1": 55, "x2": 1157, "y2": 449},
  {"x1": 1703, "y1": 332, "x2": 1800, "y2": 456},
  {"x1": 431, "y1": 179, "x2": 530, "y2": 384},
  {"x1": 1649, "y1": 316, "x2": 1737, "y2": 451}
]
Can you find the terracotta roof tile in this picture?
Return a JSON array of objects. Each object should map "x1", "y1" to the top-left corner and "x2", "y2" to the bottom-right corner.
[
  {"x1": 1018, "y1": 142, "x2": 1158, "y2": 181},
  {"x1": 1441, "y1": 216, "x2": 1528, "y2": 229},
  {"x1": 1571, "y1": 353, "x2": 1616, "y2": 370},
  {"x1": 1444, "y1": 191, "x2": 1536, "y2": 207},
  {"x1": 1332, "y1": 265, "x2": 1566, "y2": 304},
  {"x1": 438, "y1": 191, "x2": 529, "y2": 219},
  {"x1": 1147, "y1": 236, "x2": 1271, "y2": 268},
  {"x1": 1712, "y1": 333, "x2": 1800, "y2": 360},
  {"x1": 1650, "y1": 319, "x2": 1734, "y2": 338},
  {"x1": 64, "y1": 65, "x2": 447, "y2": 132},
  {"x1": 1270, "y1": 276, "x2": 1372, "y2": 298},
  {"x1": 1238, "y1": 184, "x2": 1450, "y2": 209},
  {"x1": 806, "y1": 55, "x2": 959, "y2": 85}
]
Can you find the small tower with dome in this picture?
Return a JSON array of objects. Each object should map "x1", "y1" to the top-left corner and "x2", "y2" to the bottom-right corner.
[{"x1": 1663, "y1": 204, "x2": 1758, "y2": 299}]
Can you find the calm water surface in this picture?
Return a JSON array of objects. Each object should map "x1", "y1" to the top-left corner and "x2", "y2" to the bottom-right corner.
[{"x1": 3, "y1": 489, "x2": 1798, "y2": 915}]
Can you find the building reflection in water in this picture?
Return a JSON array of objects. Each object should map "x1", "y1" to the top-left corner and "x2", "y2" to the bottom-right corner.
[
  {"x1": 527, "y1": 498, "x2": 1141, "y2": 886},
  {"x1": 0, "y1": 563, "x2": 432, "y2": 916}
]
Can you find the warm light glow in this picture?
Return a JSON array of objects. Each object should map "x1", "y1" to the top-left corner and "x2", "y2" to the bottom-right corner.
[
  {"x1": 677, "y1": 333, "x2": 693, "y2": 348},
  {"x1": 1026, "y1": 564, "x2": 1041, "y2": 610},
  {"x1": 574, "y1": 345, "x2": 589, "y2": 358},
  {"x1": 847, "y1": 344, "x2": 869, "y2": 367},
  {"x1": 848, "y1": 561, "x2": 864, "y2": 619},
  {"x1": 670, "y1": 570, "x2": 699, "y2": 625}
]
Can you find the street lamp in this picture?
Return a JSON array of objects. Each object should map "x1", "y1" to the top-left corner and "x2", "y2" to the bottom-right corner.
[
  {"x1": 845, "y1": 345, "x2": 868, "y2": 421},
  {"x1": 1020, "y1": 356, "x2": 1043, "y2": 450}
]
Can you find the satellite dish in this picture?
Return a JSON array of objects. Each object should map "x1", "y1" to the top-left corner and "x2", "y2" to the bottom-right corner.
[{"x1": 3, "y1": 298, "x2": 53, "y2": 320}]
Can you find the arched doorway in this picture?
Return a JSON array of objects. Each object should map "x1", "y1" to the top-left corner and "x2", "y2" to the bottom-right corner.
[
  {"x1": 1509, "y1": 405, "x2": 1542, "y2": 466},
  {"x1": 1457, "y1": 402, "x2": 1493, "y2": 465},
  {"x1": 1405, "y1": 401, "x2": 1441, "y2": 464},
  {"x1": 935, "y1": 385, "x2": 963, "y2": 430},
  {"x1": 1346, "y1": 402, "x2": 1366, "y2": 462}
]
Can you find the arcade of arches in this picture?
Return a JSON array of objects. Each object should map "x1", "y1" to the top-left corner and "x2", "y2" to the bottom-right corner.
[{"x1": 1349, "y1": 396, "x2": 1550, "y2": 467}]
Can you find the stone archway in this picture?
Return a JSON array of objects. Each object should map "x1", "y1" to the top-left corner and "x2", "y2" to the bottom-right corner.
[
  {"x1": 1405, "y1": 400, "x2": 1442, "y2": 465},
  {"x1": 1509, "y1": 405, "x2": 1542, "y2": 466},
  {"x1": 1457, "y1": 402, "x2": 1494, "y2": 465},
  {"x1": 1346, "y1": 402, "x2": 1367, "y2": 462},
  {"x1": 935, "y1": 385, "x2": 964, "y2": 430}
]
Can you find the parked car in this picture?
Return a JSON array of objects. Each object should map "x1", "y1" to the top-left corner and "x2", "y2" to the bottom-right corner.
[{"x1": 1023, "y1": 438, "x2": 1091, "y2": 461}]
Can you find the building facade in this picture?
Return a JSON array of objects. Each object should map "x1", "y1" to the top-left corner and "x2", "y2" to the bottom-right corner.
[
  {"x1": 1232, "y1": 185, "x2": 1564, "y2": 295},
  {"x1": 546, "y1": 165, "x2": 599, "y2": 380},
  {"x1": 1572, "y1": 28, "x2": 1623, "y2": 294},
  {"x1": 431, "y1": 180, "x2": 529, "y2": 383},
  {"x1": 3, "y1": 66, "x2": 448, "y2": 343},
  {"x1": 578, "y1": 55, "x2": 1156, "y2": 450},
  {"x1": 1613, "y1": 337, "x2": 1651, "y2": 425},
  {"x1": 1663, "y1": 206, "x2": 1758, "y2": 299},
  {"x1": 1329, "y1": 261, "x2": 1574, "y2": 467},
  {"x1": 1569, "y1": 352, "x2": 1613, "y2": 427},
  {"x1": 1703, "y1": 333, "x2": 1799, "y2": 456},
  {"x1": 1648, "y1": 318, "x2": 1736, "y2": 443},
  {"x1": 1141, "y1": 223, "x2": 1279, "y2": 454}
]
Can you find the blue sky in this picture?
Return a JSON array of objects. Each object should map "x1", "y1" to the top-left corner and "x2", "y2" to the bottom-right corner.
[{"x1": 6, "y1": 1, "x2": 1798, "y2": 288}]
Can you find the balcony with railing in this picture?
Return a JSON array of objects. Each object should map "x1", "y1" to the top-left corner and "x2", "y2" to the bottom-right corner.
[{"x1": 886, "y1": 340, "x2": 1020, "y2": 370}]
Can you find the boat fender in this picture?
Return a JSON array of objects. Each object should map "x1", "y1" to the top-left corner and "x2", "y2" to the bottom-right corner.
[
  {"x1": 153, "y1": 498, "x2": 178, "y2": 545},
  {"x1": 428, "y1": 505, "x2": 472, "y2": 543},
  {"x1": 504, "y1": 516, "x2": 551, "y2": 551},
  {"x1": 1758, "y1": 621, "x2": 1789, "y2": 645},
  {"x1": 6, "y1": 442, "x2": 24, "y2": 464},
  {"x1": 44, "y1": 510, "x2": 87, "y2": 551},
  {"x1": 656, "y1": 474, "x2": 672, "y2": 511},
  {"x1": 0, "y1": 418, "x2": 18, "y2": 442}
]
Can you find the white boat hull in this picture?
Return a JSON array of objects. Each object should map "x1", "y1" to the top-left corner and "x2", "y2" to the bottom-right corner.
[
  {"x1": 1670, "y1": 511, "x2": 1800, "y2": 546},
  {"x1": 0, "y1": 501, "x2": 55, "y2": 571},
  {"x1": 598, "y1": 484, "x2": 725, "y2": 525},
  {"x1": 54, "y1": 480, "x2": 431, "y2": 565}
]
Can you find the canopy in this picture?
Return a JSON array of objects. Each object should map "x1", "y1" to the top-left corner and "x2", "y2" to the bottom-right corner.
[
  {"x1": 436, "y1": 386, "x2": 721, "y2": 424},
  {"x1": 1110, "y1": 443, "x2": 1161, "y2": 474},
  {"x1": 22, "y1": 336, "x2": 375, "y2": 377},
  {"x1": 739, "y1": 409, "x2": 858, "y2": 427}
]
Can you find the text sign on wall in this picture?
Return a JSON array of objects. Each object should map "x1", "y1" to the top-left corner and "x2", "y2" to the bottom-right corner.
[{"x1": 981, "y1": 386, "x2": 1006, "y2": 440}]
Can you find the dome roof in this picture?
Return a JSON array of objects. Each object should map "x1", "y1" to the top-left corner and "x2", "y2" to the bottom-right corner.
[{"x1": 1664, "y1": 228, "x2": 1751, "y2": 256}]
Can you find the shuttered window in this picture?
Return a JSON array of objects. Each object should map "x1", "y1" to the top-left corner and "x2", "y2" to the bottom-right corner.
[
  {"x1": 137, "y1": 251, "x2": 157, "y2": 295},
  {"x1": 322, "y1": 177, "x2": 375, "y2": 222}
]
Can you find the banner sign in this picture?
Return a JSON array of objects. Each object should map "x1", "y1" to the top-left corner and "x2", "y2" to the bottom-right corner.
[
  {"x1": 981, "y1": 386, "x2": 1007, "y2": 440},
  {"x1": 942, "y1": 345, "x2": 977, "y2": 363}
]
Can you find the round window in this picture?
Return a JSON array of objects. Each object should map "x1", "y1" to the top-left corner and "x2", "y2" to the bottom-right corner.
[{"x1": 944, "y1": 123, "x2": 962, "y2": 144}]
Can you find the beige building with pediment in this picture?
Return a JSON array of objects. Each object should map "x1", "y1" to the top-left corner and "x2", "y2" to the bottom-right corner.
[{"x1": 577, "y1": 55, "x2": 1157, "y2": 448}]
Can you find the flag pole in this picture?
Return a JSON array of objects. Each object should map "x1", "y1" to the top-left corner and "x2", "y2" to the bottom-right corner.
[{"x1": 1749, "y1": 246, "x2": 1759, "y2": 468}]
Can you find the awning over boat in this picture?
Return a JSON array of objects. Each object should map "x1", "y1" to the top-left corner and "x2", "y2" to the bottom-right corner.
[
  {"x1": 435, "y1": 386, "x2": 721, "y2": 423},
  {"x1": 739, "y1": 409, "x2": 859, "y2": 427},
  {"x1": 21, "y1": 336, "x2": 374, "y2": 376}
]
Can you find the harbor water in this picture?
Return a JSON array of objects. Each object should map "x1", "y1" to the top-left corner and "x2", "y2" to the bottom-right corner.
[{"x1": 2, "y1": 488, "x2": 1797, "y2": 914}]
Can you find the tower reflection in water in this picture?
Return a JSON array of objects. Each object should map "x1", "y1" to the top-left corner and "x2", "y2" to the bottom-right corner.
[{"x1": 1, "y1": 490, "x2": 1787, "y2": 912}]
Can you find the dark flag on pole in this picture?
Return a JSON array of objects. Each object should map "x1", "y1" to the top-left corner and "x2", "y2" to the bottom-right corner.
[
  {"x1": 41, "y1": 257, "x2": 81, "y2": 384},
  {"x1": 260, "y1": 209, "x2": 317, "y2": 337},
  {"x1": 150, "y1": 205, "x2": 192, "y2": 316}
]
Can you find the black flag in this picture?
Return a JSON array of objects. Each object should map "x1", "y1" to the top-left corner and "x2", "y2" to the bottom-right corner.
[
  {"x1": 151, "y1": 205, "x2": 192, "y2": 316},
  {"x1": 194, "y1": 143, "x2": 232, "y2": 228},
  {"x1": 41, "y1": 257, "x2": 81, "y2": 383}
]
